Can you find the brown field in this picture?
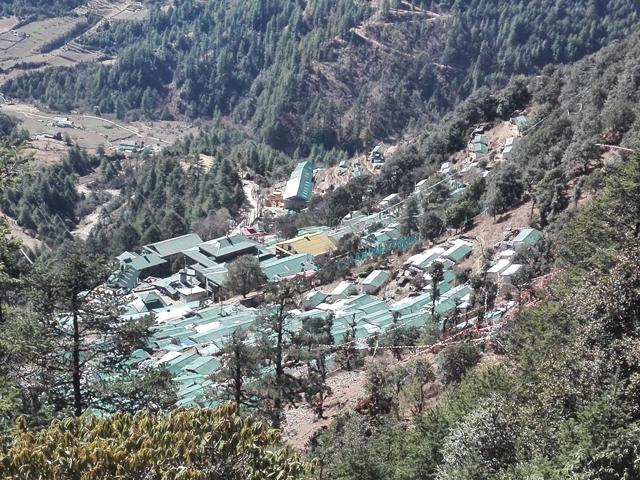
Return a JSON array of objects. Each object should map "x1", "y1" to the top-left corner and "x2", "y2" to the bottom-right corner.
[
  {"x1": 0, "y1": 101, "x2": 201, "y2": 162},
  {"x1": 0, "y1": 1, "x2": 153, "y2": 85}
]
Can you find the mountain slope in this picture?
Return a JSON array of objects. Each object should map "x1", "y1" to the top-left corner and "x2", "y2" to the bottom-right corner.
[
  {"x1": 0, "y1": 0, "x2": 87, "y2": 18},
  {"x1": 3, "y1": 0, "x2": 640, "y2": 156}
]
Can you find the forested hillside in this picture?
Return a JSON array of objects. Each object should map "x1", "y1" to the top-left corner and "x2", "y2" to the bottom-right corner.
[
  {"x1": 310, "y1": 154, "x2": 640, "y2": 480},
  {"x1": 378, "y1": 26, "x2": 640, "y2": 216},
  {"x1": 0, "y1": 0, "x2": 86, "y2": 18},
  {"x1": 304, "y1": 19, "x2": 640, "y2": 480},
  {"x1": 3, "y1": 0, "x2": 640, "y2": 154}
]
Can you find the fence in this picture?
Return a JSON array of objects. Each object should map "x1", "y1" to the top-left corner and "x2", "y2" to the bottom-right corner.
[{"x1": 352, "y1": 235, "x2": 419, "y2": 264}]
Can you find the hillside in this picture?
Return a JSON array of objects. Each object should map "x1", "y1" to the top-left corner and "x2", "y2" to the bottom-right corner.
[
  {"x1": 0, "y1": 0, "x2": 87, "y2": 18},
  {"x1": 2, "y1": 0, "x2": 640, "y2": 156},
  {"x1": 2, "y1": 1, "x2": 640, "y2": 479}
]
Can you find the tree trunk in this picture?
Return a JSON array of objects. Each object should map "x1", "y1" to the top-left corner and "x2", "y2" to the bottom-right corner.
[
  {"x1": 72, "y1": 304, "x2": 82, "y2": 417},
  {"x1": 233, "y1": 343, "x2": 243, "y2": 412},
  {"x1": 272, "y1": 301, "x2": 285, "y2": 429}
]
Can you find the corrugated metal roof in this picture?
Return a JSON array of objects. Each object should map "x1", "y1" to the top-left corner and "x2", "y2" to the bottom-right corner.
[
  {"x1": 275, "y1": 232, "x2": 336, "y2": 256},
  {"x1": 390, "y1": 293, "x2": 432, "y2": 316},
  {"x1": 362, "y1": 270, "x2": 389, "y2": 288},
  {"x1": 513, "y1": 228, "x2": 541, "y2": 245},
  {"x1": 501, "y1": 264, "x2": 523, "y2": 277},
  {"x1": 184, "y1": 356, "x2": 221, "y2": 376},
  {"x1": 109, "y1": 266, "x2": 139, "y2": 290},
  {"x1": 344, "y1": 294, "x2": 377, "y2": 308},
  {"x1": 473, "y1": 143, "x2": 488, "y2": 154},
  {"x1": 197, "y1": 234, "x2": 263, "y2": 261},
  {"x1": 407, "y1": 247, "x2": 446, "y2": 269},
  {"x1": 305, "y1": 291, "x2": 328, "y2": 307},
  {"x1": 144, "y1": 233, "x2": 203, "y2": 258},
  {"x1": 260, "y1": 254, "x2": 317, "y2": 280},
  {"x1": 442, "y1": 284, "x2": 472, "y2": 301},
  {"x1": 488, "y1": 258, "x2": 511, "y2": 274},
  {"x1": 283, "y1": 161, "x2": 313, "y2": 201},
  {"x1": 443, "y1": 241, "x2": 473, "y2": 263},
  {"x1": 183, "y1": 249, "x2": 218, "y2": 268},
  {"x1": 330, "y1": 281, "x2": 357, "y2": 297}
]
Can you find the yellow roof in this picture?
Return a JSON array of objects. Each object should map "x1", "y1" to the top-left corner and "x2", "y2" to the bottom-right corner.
[{"x1": 275, "y1": 233, "x2": 337, "y2": 256}]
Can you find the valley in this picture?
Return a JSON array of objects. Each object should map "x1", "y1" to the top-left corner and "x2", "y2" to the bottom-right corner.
[{"x1": 1, "y1": 1, "x2": 640, "y2": 479}]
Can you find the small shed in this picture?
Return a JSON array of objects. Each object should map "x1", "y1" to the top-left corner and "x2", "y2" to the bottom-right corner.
[
  {"x1": 329, "y1": 281, "x2": 358, "y2": 302},
  {"x1": 303, "y1": 291, "x2": 329, "y2": 310},
  {"x1": 487, "y1": 258, "x2": 511, "y2": 282},
  {"x1": 378, "y1": 193, "x2": 400, "y2": 210},
  {"x1": 449, "y1": 186, "x2": 466, "y2": 199},
  {"x1": 439, "y1": 162, "x2": 452, "y2": 175},
  {"x1": 512, "y1": 228, "x2": 541, "y2": 251},
  {"x1": 512, "y1": 115, "x2": 528, "y2": 134},
  {"x1": 442, "y1": 240, "x2": 473, "y2": 263},
  {"x1": 500, "y1": 264, "x2": 523, "y2": 285},
  {"x1": 361, "y1": 270, "x2": 390, "y2": 294}
]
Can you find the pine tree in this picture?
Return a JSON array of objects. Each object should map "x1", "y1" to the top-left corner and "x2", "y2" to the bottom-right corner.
[
  {"x1": 25, "y1": 242, "x2": 174, "y2": 417},
  {"x1": 429, "y1": 261, "x2": 445, "y2": 318},
  {"x1": 224, "y1": 255, "x2": 267, "y2": 298},
  {"x1": 400, "y1": 197, "x2": 420, "y2": 237},
  {"x1": 212, "y1": 329, "x2": 261, "y2": 412},
  {"x1": 254, "y1": 282, "x2": 305, "y2": 428}
]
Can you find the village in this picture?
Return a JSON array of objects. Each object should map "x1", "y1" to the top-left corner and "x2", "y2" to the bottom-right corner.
[{"x1": 106, "y1": 113, "x2": 542, "y2": 409}]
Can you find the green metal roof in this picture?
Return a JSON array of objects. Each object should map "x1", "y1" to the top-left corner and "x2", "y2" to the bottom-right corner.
[
  {"x1": 358, "y1": 300, "x2": 390, "y2": 315},
  {"x1": 184, "y1": 356, "x2": 221, "y2": 376},
  {"x1": 344, "y1": 294, "x2": 378, "y2": 308},
  {"x1": 197, "y1": 234, "x2": 263, "y2": 262},
  {"x1": 144, "y1": 233, "x2": 203, "y2": 258},
  {"x1": 117, "y1": 251, "x2": 167, "y2": 272},
  {"x1": 109, "y1": 265, "x2": 139, "y2": 290},
  {"x1": 260, "y1": 254, "x2": 317, "y2": 280},
  {"x1": 434, "y1": 298, "x2": 457, "y2": 315},
  {"x1": 514, "y1": 115, "x2": 528, "y2": 130},
  {"x1": 183, "y1": 249, "x2": 218, "y2": 268},
  {"x1": 443, "y1": 243, "x2": 473, "y2": 263},
  {"x1": 283, "y1": 161, "x2": 313, "y2": 201},
  {"x1": 305, "y1": 291, "x2": 328, "y2": 307},
  {"x1": 390, "y1": 293, "x2": 432, "y2": 316},
  {"x1": 362, "y1": 270, "x2": 389, "y2": 288},
  {"x1": 473, "y1": 142, "x2": 488, "y2": 154},
  {"x1": 449, "y1": 186, "x2": 466, "y2": 198},
  {"x1": 166, "y1": 351, "x2": 199, "y2": 374},
  {"x1": 513, "y1": 228, "x2": 541, "y2": 245},
  {"x1": 193, "y1": 264, "x2": 228, "y2": 287},
  {"x1": 174, "y1": 373, "x2": 205, "y2": 386},
  {"x1": 442, "y1": 284, "x2": 472, "y2": 301}
]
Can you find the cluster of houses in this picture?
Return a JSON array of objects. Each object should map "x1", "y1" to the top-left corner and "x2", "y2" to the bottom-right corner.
[
  {"x1": 110, "y1": 117, "x2": 542, "y2": 407},
  {"x1": 455, "y1": 115, "x2": 529, "y2": 180},
  {"x1": 118, "y1": 232, "x2": 489, "y2": 407},
  {"x1": 486, "y1": 227, "x2": 541, "y2": 287},
  {"x1": 118, "y1": 142, "x2": 159, "y2": 155}
]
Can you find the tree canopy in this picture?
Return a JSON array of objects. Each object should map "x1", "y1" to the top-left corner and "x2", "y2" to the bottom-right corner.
[{"x1": 0, "y1": 403, "x2": 313, "y2": 479}]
